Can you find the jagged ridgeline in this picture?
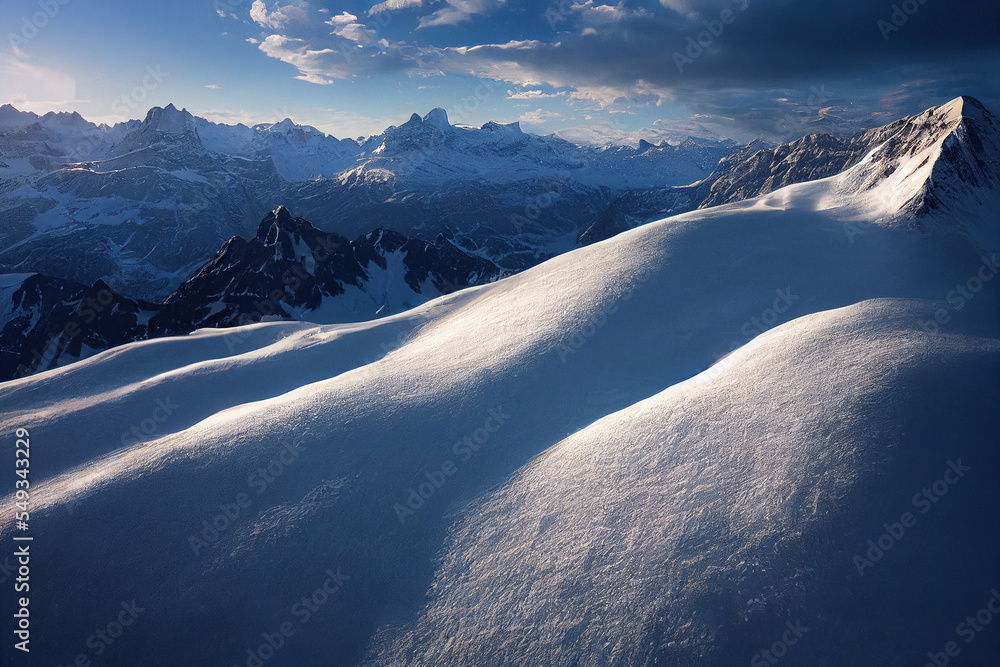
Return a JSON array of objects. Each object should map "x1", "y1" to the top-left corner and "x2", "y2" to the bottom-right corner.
[
  {"x1": 3, "y1": 97, "x2": 997, "y2": 382},
  {"x1": 0, "y1": 96, "x2": 998, "y2": 666}
]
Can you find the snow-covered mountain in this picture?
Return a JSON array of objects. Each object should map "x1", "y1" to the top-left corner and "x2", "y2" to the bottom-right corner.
[
  {"x1": 581, "y1": 96, "x2": 1000, "y2": 249},
  {"x1": 152, "y1": 205, "x2": 503, "y2": 334},
  {"x1": 1, "y1": 96, "x2": 997, "y2": 666},
  {"x1": 0, "y1": 206, "x2": 503, "y2": 380},
  {"x1": 0, "y1": 272, "x2": 156, "y2": 381},
  {"x1": 0, "y1": 103, "x2": 736, "y2": 298}
]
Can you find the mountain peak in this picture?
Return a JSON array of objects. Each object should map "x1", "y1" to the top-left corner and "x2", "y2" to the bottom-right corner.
[
  {"x1": 945, "y1": 95, "x2": 993, "y2": 126},
  {"x1": 423, "y1": 107, "x2": 451, "y2": 130},
  {"x1": 480, "y1": 120, "x2": 523, "y2": 135},
  {"x1": 256, "y1": 205, "x2": 299, "y2": 240},
  {"x1": 142, "y1": 104, "x2": 196, "y2": 134}
]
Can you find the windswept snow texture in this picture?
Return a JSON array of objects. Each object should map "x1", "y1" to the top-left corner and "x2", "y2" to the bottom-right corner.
[
  {"x1": 0, "y1": 97, "x2": 998, "y2": 666},
  {"x1": 368, "y1": 300, "x2": 1000, "y2": 667}
]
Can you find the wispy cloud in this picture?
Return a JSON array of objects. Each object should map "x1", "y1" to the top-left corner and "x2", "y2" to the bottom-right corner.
[
  {"x1": 519, "y1": 108, "x2": 561, "y2": 125},
  {"x1": 369, "y1": 0, "x2": 423, "y2": 14},
  {"x1": 507, "y1": 89, "x2": 567, "y2": 100},
  {"x1": 418, "y1": 0, "x2": 507, "y2": 29},
  {"x1": 0, "y1": 55, "x2": 81, "y2": 112},
  {"x1": 326, "y1": 12, "x2": 380, "y2": 46}
]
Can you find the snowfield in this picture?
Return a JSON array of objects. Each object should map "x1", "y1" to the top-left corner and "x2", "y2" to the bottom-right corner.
[{"x1": 0, "y1": 97, "x2": 998, "y2": 666}]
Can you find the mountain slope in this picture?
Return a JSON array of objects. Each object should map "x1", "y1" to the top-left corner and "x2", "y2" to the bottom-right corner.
[
  {"x1": 0, "y1": 96, "x2": 997, "y2": 666},
  {"x1": 0, "y1": 273, "x2": 156, "y2": 380},
  {"x1": 581, "y1": 96, "x2": 1000, "y2": 249},
  {"x1": 152, "y1": 205, "x2": 503, "y2": 334},
  {"x1": 368, "y1": 299, "x2": 1000, "y2": 666}
]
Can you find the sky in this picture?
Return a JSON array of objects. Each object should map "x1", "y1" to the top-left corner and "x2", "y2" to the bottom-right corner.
[{"x1": 1, "y1": 0, "x2": 998, "y2": 143}]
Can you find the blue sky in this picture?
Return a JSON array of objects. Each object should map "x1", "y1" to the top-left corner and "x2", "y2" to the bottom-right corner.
[{"x1": 1, "y1": 0, "x2": 998, "y2": 142}]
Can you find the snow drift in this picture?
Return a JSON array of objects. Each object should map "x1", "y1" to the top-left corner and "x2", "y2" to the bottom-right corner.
[{"x1": 0, "y1": 97, "x2": 998, "y2": 666}]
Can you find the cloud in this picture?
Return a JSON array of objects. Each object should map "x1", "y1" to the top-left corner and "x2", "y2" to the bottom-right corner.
[
  {"x1": 418, "y1": 0, "x2": 507, "y2": 29},
  {"x1": 0, "y1": 55, "x2": 80, "y2": 112},
  {"x1": 507, "y1": 89, "x2": 567, "y2": 100},
  {"x1": 204, "y1": 84, "x2": 222, "y2": 90},
  {"x1": 326, "y1": 12, "x2": 379, "y2": 45},
  {"x1": 575, "y1": 2, "x2": 653, "y2": 26},
  {"x1": 369, "y1": 0, "x2": 424, "y2": 14},
  {"x1": 250, "y1": 1, "x2": 309, "y2": 30},
  {"x1": 519, "y1": 108, "x2": 562, "y2": 125},
  {"x1": 244, "y1": 0, "x2": 1000, "y2": 141},
  {"x1": 256, "y1": 33, "x2": 409, "y2": 82}
]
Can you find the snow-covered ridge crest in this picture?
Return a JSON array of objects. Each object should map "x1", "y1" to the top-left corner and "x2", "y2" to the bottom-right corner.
[{"x1": 833, "y1": 96, "x2": 1000, "y2": 238}]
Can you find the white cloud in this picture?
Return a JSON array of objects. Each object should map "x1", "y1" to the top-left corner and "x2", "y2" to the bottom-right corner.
[
  {"x1": 246, "y1": 37, "x2": 260, "y2": 44},
  {"x1": 576, "y1": 2, "x2": 633, "y2": 24},
  {"x1": 258, "y1": 35, "x2": 343, "y2": 84},
  {"x1": 326, "y1": 12, "x2": 378, "y2": 45},
  {"x1": 205, "y1": 84, "x2": 223, "y2": 90},
  {"x1": 519, "y1": 108, "x2": 562, "y2": 125},
  {"x1": 369, "y1": 0, "x2": 424, "y2": 14},
  {"x1": 250, "y1": 1, "x2": 309, "y2": 30},
  {"x1": 418, "y1": 0, "x2": 507, "y2": 28},
  {"x1": 507, "y1": 89, "x2": 567, "y2": 100}
]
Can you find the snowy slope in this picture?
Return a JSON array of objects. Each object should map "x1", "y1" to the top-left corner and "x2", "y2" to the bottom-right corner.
[
  {"x1": 368, "y1": 299, "x2": 1000, "y2": 666},
  {"x1": 583, "y1": 96, "x2": 1000, "y2": 249},
  {"x1": 0, "y1": 97, "x2": 998, "y2": 666}
]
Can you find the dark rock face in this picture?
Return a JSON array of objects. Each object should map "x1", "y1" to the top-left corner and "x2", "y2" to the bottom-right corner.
[
  {"x1": 151, "y1": 206, "x2": 503, "y2": 335},
  {"x1": 0, "y1": 207, "x2": 504, "y2": 381},
  {"x1": 581, "y1": 97, "x2": 1000, "y2": 247},
  {"x1": 0, "y1": 275, "x2": 157, "y2": 381}
]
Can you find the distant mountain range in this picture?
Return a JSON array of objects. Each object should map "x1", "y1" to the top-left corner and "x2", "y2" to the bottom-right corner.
[
  {"x1": 2, "y1": 98, "x2": 998, "y2": 381},
  {"x1": 0, "y1": 103, "x2": 736, "y2": 299}
]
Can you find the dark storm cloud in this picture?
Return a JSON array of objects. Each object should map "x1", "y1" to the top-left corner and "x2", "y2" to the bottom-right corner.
[
  {"x1": 453, "y1": 0, "x2": 1000, "y2": 136},
  {"x1": 467, "y1": 0, "x2": 997, "y2": 87}
]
